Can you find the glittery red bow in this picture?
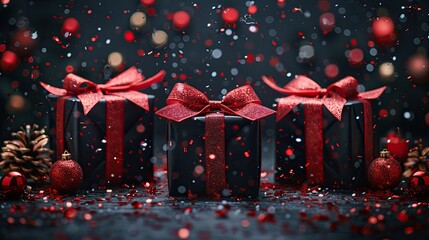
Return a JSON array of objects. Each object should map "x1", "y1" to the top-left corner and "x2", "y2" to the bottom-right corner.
[
  {"x1": 156, "y1": 83, "x2": 275, "y2": 122},
  {"x1": 262, "y1": 75, "x2": 386, "y2": 186},
  {"x1": 261, "y1": 75, "x2": 386, "y2": 121},
  {"x1": 40, "y1": 67, "x2": 165, "y2": 185},
  {"x1": 157, "y1": 83, "x2": 274, "y2": 197},
  {"x1": 40, "y1": 67, "x2": 166, "y2": 114}
]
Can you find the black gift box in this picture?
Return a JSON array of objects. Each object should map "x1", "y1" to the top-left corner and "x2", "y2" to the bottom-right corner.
[
  {"x1": 275, "y1": 100, "x2": 378, "y2": 189},
  {"x1": 167, "y1": 116, "x2": 261, "y2": 197},
  {"x1": 47, "y1": 95, "x2": 154, "y2": 188}
]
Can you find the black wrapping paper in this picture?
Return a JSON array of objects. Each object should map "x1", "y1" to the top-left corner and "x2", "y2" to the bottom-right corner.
[
  {"x1": 167, "y1": 115, "x2": 261, "y2": 197},
  {"x1": 47, "y1": 95, "x2": 154, "y2": 188},
  {"x1": 275, "y1": 100, "x2": 379, "y2": 189}
]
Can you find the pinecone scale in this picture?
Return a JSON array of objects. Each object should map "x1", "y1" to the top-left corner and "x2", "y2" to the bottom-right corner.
[{"x1": 0, "y1": 124, "x2": 53, "y2": 182}]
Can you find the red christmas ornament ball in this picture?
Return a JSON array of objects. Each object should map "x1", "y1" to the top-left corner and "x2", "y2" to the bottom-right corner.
[
  {"x1": 319, "y1": 12, "x2": 335, "y2": 33},
  {"x1": 62, "y1": 17, "x2": 80, "y2": 35},
  {"x1": 0, "y1": 50, "x2": 20, "y2": 72},
  {"x1": 409, "y1": 171, "x2": 429, "y2": 196},
  {"x1": 50, "y1": 151, "x2": 83, "y2": 193},
  {"x1": 372, "y1": 16, "x2": 396, "y2": 45},
  {"x1": 368, "y1": 150, "x2": 402, "y2": 190},
  {"x1": 1, "y1": 171, "x2": 27, "y2": 198},
  {"x1": 10, "y1": 29, "x2": 37, "y2": 55},
  {"x1": 222, "y1": 7, "x2": 239, "y2": 24},
  {"x1": 172, "y1": 11, "x2": 191, "y2": 31},
  {"x1": 140, "y1": 0, "x2": 155, "y2": 6},
  {"x1": 348, "y1": 48, "x2": 364, "y2": 66},
  {"x1": 372, "y1": 17, "x2": 395, "y2": 38},
  {"x1": 324, "y1": 64, "x2": 339, "y2": 79},
  {"x1": 386, "y1": 132, "x2": 408, "y2": 162},
  {"x1": 407, "y1": 55, "x2": 429, "y2": 84}
]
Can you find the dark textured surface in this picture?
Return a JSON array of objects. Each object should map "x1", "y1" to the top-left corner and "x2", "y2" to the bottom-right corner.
[{"x1": 1, "y1": 172, "x2": 428, "y2": 240}]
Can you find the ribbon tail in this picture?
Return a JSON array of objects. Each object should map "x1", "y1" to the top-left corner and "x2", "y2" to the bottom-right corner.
[
  {"x1": 262, "y1": 75, "x2": 323, "y2": 97},
  {"x1": 39, "y1": 82, "x2": 68, "y2": 95},
  {"x1": 261, "y1": 76, "x2": 296, "y2": 95},
  {"x1": 357, "y1": 86, "x2": 386, "y2": 99},
  {"x1": 276, "y1": 96, "x2": 304, "y2": 121},
  {"x1": 205, "y1": 112, "x2": 226, "y2": 198},
  {"x1": 130, "y1": 70, "x2": 166, "y2": 90},
  {"x1": 105, "y1": 66, "x2": 145, "y2": 87},
  {"x1": 156, "y1": 103, "x2": 205, "y2": 122},
  {"x1": 322, "y1": 92, "x2": 347, "y2": 121},
  {"x1": 112, "y1": 91, "x2": 149, "y2": 111},
  {"x1": 78, "y1": 91, "x2": 103, "y2": 115},
  {"x1": 223, "y1": 103, "x2": 275, "y2": 121}
]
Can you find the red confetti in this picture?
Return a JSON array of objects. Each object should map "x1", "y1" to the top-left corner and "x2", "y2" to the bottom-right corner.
[
  {"x1": 62, "y1": 17, "x2": 80, "y2": 35},
  {"x1": 397, "y1": 210, "x2": 409, "y2": 222},
  {"x1": 64, "y1": 208, "x2": 78, "y2": 220},
  {"x1": 124, "y1": 31, "x2": 135, "y2": 42},
  {"x1": 247, "y1": 5, "x2": 257, "y2": 15},
  {"x1": 222, "y1": 7, "x2": 239, "y2": 24}
]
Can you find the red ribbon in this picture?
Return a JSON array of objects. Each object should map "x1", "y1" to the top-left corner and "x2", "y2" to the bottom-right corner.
[
  {"x1": 262, "y1": 75, "x2": 386, "y2": 185},
  {"x1": 40, "y1": 67, "x2": 166, "y2": 184},
  {"x1": 156, "y1": 83, "x2": 275, "y2": 197}
]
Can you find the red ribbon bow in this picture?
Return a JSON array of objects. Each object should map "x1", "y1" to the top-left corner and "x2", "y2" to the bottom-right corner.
[
  {"x1": 261, "y1": 75, "x2": 386, "y2": 121},
  {"x1": 261, "y1": 75, "x2": 385, "y2": 185},
  {"x1": 157, "y1": 83, "x2": 274, "y2": 197},
  {"x1": 156, "y1": 83, "x2": 275, "y2": 122},
  {"x1": 40, "y1": 67, "x2": 166, "y2": 115},
  {"x1": 40, "y1": 67, "x2": 165, "y2": 185}
]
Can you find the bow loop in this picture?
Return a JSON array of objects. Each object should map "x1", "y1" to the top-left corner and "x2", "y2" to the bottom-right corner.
[
  {"x1": 157, "y1": 83, "x2": 275, "y2": 122},
  {"x1": 222, "y1": 85, "x2": 262, "y2": 108},
  {"x1": 261, "y1": 75, "x2": 385, "y2": 121},
  {"x1": 286, "y1": 75, "x2": 322, "y2": 91},
  {"x1": 327, "y1": 76, "x2": 358, "y2": 98},
  {"x1": 63, "y1": 73, "x2": 99, "y2": 95},
  {"x1": 104, "y1": 67, "x2": 145, "y2": 88},
  {"x1": 165, "y1": 83, "x2": 209, "y2": 108},
  {"x1": 40, "y1": 67, "x2": 166, "y2": 115}
]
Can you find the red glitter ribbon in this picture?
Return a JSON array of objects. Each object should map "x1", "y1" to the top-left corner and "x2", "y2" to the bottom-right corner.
[
  {"x1": 40, "y1": 67, "x2": 166, "y2": 184},
  {"x1": 156, "y1": 83, "x2": 275, "y2": 197},
  {"x1": 262, "y1": 75, "x2": 386, "y2": 185}
]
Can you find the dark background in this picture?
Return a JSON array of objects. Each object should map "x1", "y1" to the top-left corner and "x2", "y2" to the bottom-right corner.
[{"x1": 0, "y1": 0, "x2": 428, "y2": 169}]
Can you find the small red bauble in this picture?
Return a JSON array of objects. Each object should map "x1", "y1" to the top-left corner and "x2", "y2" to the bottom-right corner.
[
  {"x1": 319, "y1": 12, "x2": 335, "y2": 33},
  {"x1": 50, "y1": 151, "x2": 83, "y2": 193},
  {"x1": 62, "y1": 18, "x2": 80, "y2": 35},
  {"x1": 407, "y1": 55, "x2": 429, "y2": 84},
  {"x1": 386, "y1": 131, "x2": 408, "y2": 162},
  {"x1": 172, "y1": 11, "x2": 191, "y2": 31},
  {"x1": 0, "y1": 50, "x2": 20, "y2": 72},
  {"x1": 372, "y1": 17, "x2": 396, "y2": 46},
  {"x1": 140, "y1": 0, "x2": 155, "y2": 6},
  {"x1": 409, "y1": 171, "x2": 429, "y2": 196},
  {"x1": 1, "y1": 171, "x2": 27, "y2": 199},
  {"x1": 348, "y1": 48, "x2": 364, "y2": 66},
  {"x1": 11, "y1": 29, "x2": 37, "y2": 55},
  {"x1": 222, "y1": 7, "x2": 239, "y2": 24},
  {"x1": 368, "y1": 149, "x2": 402, "y2": 190}
]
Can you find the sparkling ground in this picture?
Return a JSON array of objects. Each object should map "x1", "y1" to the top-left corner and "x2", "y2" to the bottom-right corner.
[{"x1": 1, "y1": 171, "x2": 428, "y2": 240}]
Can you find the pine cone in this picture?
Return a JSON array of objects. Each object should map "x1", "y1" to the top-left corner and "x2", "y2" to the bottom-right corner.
[
  {"x1": 0, "y1": 124, "x2": 53, "y2": 182},
  {"x1": 403, "y1": 139, "x2": 429, "y2": 178}
]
